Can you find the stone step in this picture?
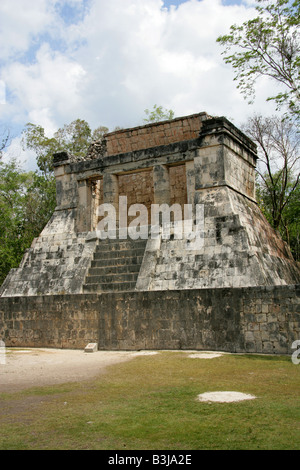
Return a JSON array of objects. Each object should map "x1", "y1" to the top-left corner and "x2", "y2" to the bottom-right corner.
[
  {"x1": 88, "y1": 264, "x2": 141, "y2": 276},
  {"x1": 94, "y1": 239, "x2": 147, "y2": 252},
  {"x1": 85, "y1": 273, "x2": 138, "y2": 284},
  {"x1": 82, "y1": 236, "x2": 147, "y2": 293},
  {"x1": 91, "y1": 256, "x2": 144, "y2": 268},
  {"x1": 93, "y1": 248, "x2": 146, "y2": 260},
  {"x1": 83, "y1": 281, "x2": 137, "y2": 293}
]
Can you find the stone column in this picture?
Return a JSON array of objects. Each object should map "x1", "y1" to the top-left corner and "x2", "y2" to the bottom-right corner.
[
  {"x1": 53, "y1": 152, "x2": 77, "y2": 211},
  {"x1": 91, "y1": 179, "x2": 102, "y2": 231},
  {"x1": 194, "y1": 117, "x2": 257, "y2": 202},
  {"x1": 152, "y1": 164, "x2": 171, "y2": 231},
  {"x1": 103, "y1": 172, "x2": 119, "y2": 225},
  {"x1": 76, "y1": 179, "x2": 93, "y2": 233},
  {"x1": 153, "y1": 164, "x2": 170, "y2": 205},
  {"x1": 185, "y1": 161, "x2": 195, "y2": 219}
]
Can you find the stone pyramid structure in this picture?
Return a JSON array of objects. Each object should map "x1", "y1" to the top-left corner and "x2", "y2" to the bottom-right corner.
[
  {"x1": 0, "y1": 112, "x2": 299, "y2": 354},
  {"x1": 1, "y1": 113, "x2": 299, "y2": 297}
]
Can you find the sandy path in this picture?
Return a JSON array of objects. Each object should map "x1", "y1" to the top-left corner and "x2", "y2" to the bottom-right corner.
[{"x1": 0, "y1": 348, "x2": 151, "y2": 393}]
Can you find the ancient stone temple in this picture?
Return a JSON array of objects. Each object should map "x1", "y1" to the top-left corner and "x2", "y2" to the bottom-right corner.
[{"x1": 0, "y1": 112, "x2": 299, "y2": 354}]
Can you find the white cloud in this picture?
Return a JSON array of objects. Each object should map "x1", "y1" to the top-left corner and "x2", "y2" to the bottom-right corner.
[
  {"x1": 3, "y1": 43, "x2": 86, "y2": 135},
  {"x1": 1, "y1": 135, "x2": 37, "y2": 171},
  {"x1": 70, "y1": 0, "x2": 261, "y2": 127},
  {"x1": 0, "y1": 0, "x2": 282, "y2": 169},
  {"x1": 0, "y1": 81, "x2": 6, "y2": 105},
  {"x1": 0, "y1": 0, "x2": 57, "y2": 59}
]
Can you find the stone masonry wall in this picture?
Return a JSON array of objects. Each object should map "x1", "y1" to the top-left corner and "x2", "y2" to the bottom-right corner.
[
  {"x1": 0, "y1": 285, "x2": 299, "y2": 354},
  {"x1": 118, "y1": 170, "x2": 154, "y2": 225},
  {"x1": 118, "y1": 171, "x2": 154, "y2": 208},
  {"x1": 169, "y1": 164, "x2": 187, "y2": 209},
  {"x1": 0, "y1": 209, "x2": 97, "y2": 297},
  {"x1": 105, "y1": 112, "x2": 209, "y2": 155},
  {"x1": 145, "y1": 186, "x2": 300, "y2": 292}
]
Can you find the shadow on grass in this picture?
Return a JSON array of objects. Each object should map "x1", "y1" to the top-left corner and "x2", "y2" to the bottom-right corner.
[{"x1": 234, "y1": 354, "x2": 291, "y2": 362}]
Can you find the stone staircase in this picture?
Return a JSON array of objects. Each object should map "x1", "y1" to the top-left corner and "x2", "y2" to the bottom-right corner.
[{"x1": 83, "y1": 238, "x2": 148, "y2": 293}]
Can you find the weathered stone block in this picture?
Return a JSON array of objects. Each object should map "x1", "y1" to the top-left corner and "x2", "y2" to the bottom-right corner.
[{"x1": 84, "y1": 343, "x2": 98, "y2": 353}]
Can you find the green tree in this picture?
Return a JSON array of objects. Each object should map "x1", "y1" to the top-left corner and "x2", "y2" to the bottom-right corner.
[
  {"x1": 143, "y1": 105, "x2": 175, "y2": 123},
  {"x1": 243, "y1": 114, "x2": 300, "y2": 259},
  {"x1": 0, "y1": 159, "x2": 34, "y2": 284},
  {"x1": 55, "y1": 120, "x2": 108, "y2": 159},
  {"x1": 91, "y1": 125, "x2": 110, "y2": 141},
  {"x1": 0, "y1": 126, "x2": 10, "y2": 159},
  {"x1": 22, "y1": 123, "x2": 59, "y2": 178},
  {"x1": 256, "y1": 171, "x2": 300, "y2": 260},
  {"x1": 217, "y1": 0, "x2": 300, "y2": 120},
  {"x1": 22, "y1": 119, "x2": 109, "y2": 176},
  {"x1": 22, "y1": 173, "x2": 57, "y2": 245},
  {"x1": 281, "y1": 183, "x2": 300, "y2": 259},
  {"x1": 0, "y1": 160, "x2": 56, "y2": 285}
]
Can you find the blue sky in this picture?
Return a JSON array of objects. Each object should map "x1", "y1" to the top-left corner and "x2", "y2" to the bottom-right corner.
[
  {"x1": 0, "y1": 0, "x2": 278, "y2": 170},
  {"x1": 163, "y1": 0, "x2": 243, "y2": 6}
]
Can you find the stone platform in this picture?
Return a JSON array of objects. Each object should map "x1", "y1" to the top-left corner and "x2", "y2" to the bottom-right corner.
[
  {"x1": 1, "y1": 112, "x2": 299, "y2": 354},
  {"x1": 0, "y1": 285, "x2": 299, "y2": 354}
]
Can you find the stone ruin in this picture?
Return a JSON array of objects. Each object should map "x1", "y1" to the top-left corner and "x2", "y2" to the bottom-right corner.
[{"x1": 0, "y1": 112, "x2": 299, "y2": 354}]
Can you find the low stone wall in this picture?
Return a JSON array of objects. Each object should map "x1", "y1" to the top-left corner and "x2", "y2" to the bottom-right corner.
[{"x1": 0, "y1": 285, "x2": 299, "y2": 354}]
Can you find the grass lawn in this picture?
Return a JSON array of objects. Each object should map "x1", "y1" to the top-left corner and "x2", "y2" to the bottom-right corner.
[{"x1": 0, "y1": 351, "x2": 299, "y2": 450}]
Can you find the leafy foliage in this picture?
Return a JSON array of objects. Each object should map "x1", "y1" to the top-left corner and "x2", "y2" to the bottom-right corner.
[
  {"x1": 0, "y1": 160, "x2": 33, "y2": 284},
  {"x1": 242, "y1": 114, "x2": 300, "y2": 259},
  {"x1": 0, "y1": 126, "x2": 11, "y2": 159},
  {"x1": 143, "y1": 104, "x2": 175, "y2": 123},
  {"x1": 22, "y1": 119, "x2": 109, "y2": 177},
  {"x1": 217, "y1": 0, "x2": 300, "y2": 120}
]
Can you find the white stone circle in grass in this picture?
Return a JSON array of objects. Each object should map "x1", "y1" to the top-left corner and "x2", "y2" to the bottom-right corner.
[
  {"x1": 130, "y1": 351, "x2": 159, "y2": 356},
  {"x1": 197, "y1": 391, "x2": 257, "y2": 403},
  {"x1": 188, "y1": 352, "x2": 224, "y2": 359}
]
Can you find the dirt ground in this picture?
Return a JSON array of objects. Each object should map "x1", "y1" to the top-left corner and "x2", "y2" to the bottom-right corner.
[
  {"x1": 0, "y1": 348, "x2": 258, "y2": 404},
  {"x1": 0, "y1": 348, "x2": 158, "y2": 393}
]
